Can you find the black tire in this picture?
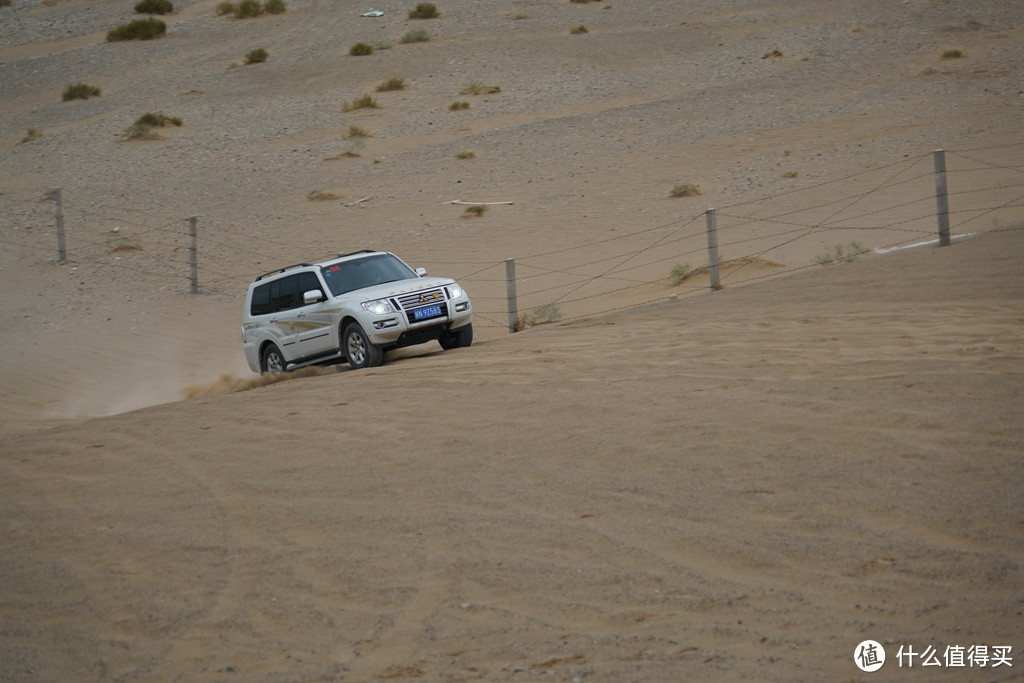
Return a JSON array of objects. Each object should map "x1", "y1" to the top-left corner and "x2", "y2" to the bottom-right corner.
[
  {"x1": 439, "y1": 323, "x2": 473, "y2": 350},
  {"x1": 344, "y1": 322, "x2": 383, "y2": 370},
  {"x1": 261, "y1": 342, "x2": 287, "y2": 374}
]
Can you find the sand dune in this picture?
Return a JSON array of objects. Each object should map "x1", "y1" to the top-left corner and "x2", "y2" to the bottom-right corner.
[{"x1": 1, "y1": 0, "x2": 1023, "y2": 678}]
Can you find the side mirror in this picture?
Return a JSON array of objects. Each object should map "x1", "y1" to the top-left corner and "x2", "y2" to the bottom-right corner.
[
  {"x1": 415, "y1": 267, "x2": 428, "y2": 277},
  {"x1": 303, "y1": 289, "x2": 325, "y2": 304}
]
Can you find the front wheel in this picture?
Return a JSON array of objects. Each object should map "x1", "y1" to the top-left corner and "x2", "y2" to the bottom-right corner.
[
  {"x1": 439, "y1": 323, "x2": 473, "y2": 350},
  {"x1": 344, "y1": 322, "x2": 383, "y2": 370}
]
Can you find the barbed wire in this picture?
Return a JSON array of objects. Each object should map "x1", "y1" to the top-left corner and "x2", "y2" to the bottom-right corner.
[{"x1": 2, "y1": 143, "x2": 1021, "y2": 333}]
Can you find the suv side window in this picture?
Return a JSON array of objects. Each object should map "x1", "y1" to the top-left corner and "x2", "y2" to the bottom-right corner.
[
  {"x1": 270, "y1": 275, "x2": 300, "y2": 313},
  {"x1": 250, "y1": 282, "x2": 271, "y2": 316},
  {"x1": 296, "y1": 272, "x2": 323, "y2": 303}
]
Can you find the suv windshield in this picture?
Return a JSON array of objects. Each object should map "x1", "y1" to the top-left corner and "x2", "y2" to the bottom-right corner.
[{"x1": 320, "y1": 254, "x2": 418, "y2": 296}]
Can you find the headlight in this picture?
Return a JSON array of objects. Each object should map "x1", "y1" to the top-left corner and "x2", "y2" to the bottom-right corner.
[
  {"x1": 447, "y1": 283, "x2": 464, "y2": 299},
  {"x1": 361, "y1": 298, "x2": 394, "y2": 315}
]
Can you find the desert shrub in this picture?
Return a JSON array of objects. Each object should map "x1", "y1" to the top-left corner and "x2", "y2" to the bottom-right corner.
[
  {"x1": 569, "y1": 25, "x2": 588, "y2": 34},
  {"x1": 455, "y1": 150, "x2": 475, "y2": 159},
  {"x1": 373, "y1": 40, "x2": 393, "y2": 50},
  {"x1": 244, "y1": 47, "x2": 268, "y2": 64},
  {"x1": 263, "y1": 0, "x2": 285, "y2": 13},
  {"x1": 124, "y1": 112, "x2": 182, "y2": 138},
  {"x1": 376, "y1": 77, "x2": 407, "y2": 91},
  {"x1": 307, "y1": 190, "x2": 341, "y2": 201},
  {"x1": 344, "y1": 125, "x2": 372, "y2": 139},
  {"x1": 0, "y1": 0, "x2": 12, "y2": 7},
  {"x1": 815, "y1": 242, "x2": 867, "y2": 266},
  {"x1": 106, "y1": 17, "x2": 166, "y2": 41},
  {"x1": 526, "y1": 304, "x2": 562, "y2": 327},
  {"x1": 781, "y1": 171, "x2": 798, "y2": 178},
  {"x1": 233, "y1": 0, "x2": 262, "y2": 17},
  {"x1": 941, "y1": 49, "x2": 964, "y2": 59},
  {"x1": 511, "y1": 13, "x2": 530, "y2": 19},
  {"x1": 670, "y1": 183, "x2": 700, "y2": 198},
  {"x1": 400, "y1": 29, "x2": 430, "y2": 43},
  {"x1": 449, "y1": 101, "x2": 470, "y2": 110},
  {"x1": 762, "y1": 49, "x2": 783, "y2": 58},
  {"x1": 408, "y1": 2, "x2": 438, "y2": 19},
  {"x1": 669, "y1": 263, "x2": 691, "y2": 285},
  {"x1": 462, "y1": 204, "x2": 486, "y2": 217},
  {"x1": 62, "y1": 82, "x2": 101, "y2": 101},
  {"x1": 134, "y1": 0, "x2": 173, "y2": 14},
  {"x1": 349, "y1": 42, "x2": 374, "y2": 56},
  {"x1": 341, "y1": 94, "x2": 380, "y2": 111},
  {"x1": 20, "y1": 129, "x2": 42, "y2": 144},
  {"x1": 460, "y1": 81, "x2": 500, "y2": 95},
  {"x1": 215, "y1": 1, "x2": 235, "y2": 14},
  {"x1": 570, "y1": 0, "x2": 596, "y2": 3}
]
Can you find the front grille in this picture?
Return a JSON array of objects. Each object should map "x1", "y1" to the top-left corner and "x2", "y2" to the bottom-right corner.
[
  {"x1": 394, "y1": 288, "x2": 449, "y2": 324},
  {"x1": 396, "y1": 288, "x2": 446, "y2": 310}
]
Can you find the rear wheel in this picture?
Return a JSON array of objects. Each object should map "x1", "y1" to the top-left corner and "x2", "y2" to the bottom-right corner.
[
  {"x1": 344, "y1": 322, "x2": 383, "y2": 370},
  {"x1": 261, "y1": 343, "x2": 286, "y2": 374},
  {"x1": 439, "y1": 323, "x2": 473, "y2": 350}
]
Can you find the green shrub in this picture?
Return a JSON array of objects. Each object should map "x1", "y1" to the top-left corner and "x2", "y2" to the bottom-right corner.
[
  {"x1": 106, "y1": 17, "x2": 167, "y2": 41},
  {"x1": 455, "y1": 150, "x2": 475, "y2": 159},
  {"x1": 670, "y1": 183, "x2": 700, "y2": 198},
  {"x1": 62, "y1": 82, "x2": 101, "y2": 101},
  {"x1": 373, "y1": 40, "x2": 393, "y2": 50},
  {"x1": 569, "y1": 25, "x2": 588, "y2": 34},
  {"x1": 124, "y1": 112, "x2": 182, "y2": 138},
  {"x1": 400, "y1": 29, "x2": 430, "y2": 43},
  {"x1": 215, "y1": 1, "x2": 235, "y2": 14},
  {"x1": 511, "y1": 12, "x2": 530, "y2": 19},
  {"x1": 460, "y1": 81, "x2": 500, "y2": 95},
  {"x1": 815, "y1": 242, "x2": 867, "y2": 266},
  {"x1": 233, "y1": 0, "x2": 262, "y2": 17},
  {"x1": 0, "y1": 0, "x2": 13, "y2": 7},
  {"x1": 244, "y1": 47, "x2": 268, "y2": 64},
  {"x1": 408, "y1": 2, "x2": 438, "y2": 19},
  {"x1": 134, "y1": 0, "x2": 173, "y2": 14},
  {"x1": 341, "y1": 94, "x2": 380, "y2": 111},
  {"x1": 669, "y1": 263, "x2": 691, "y2": 285},
  {"x1": 762, "y1": 49, "x2": 783, "y2": 58},
  {"x1": 20, "y1": 129, "x2": 42, "y2": 144},
  {"x1": 344, "y1": 125, "x2": 372, "y2": 139},
  {"x1": 941, "y1": 49, "x2": 964, "y2": 59},
  {"x1": 376, "y1": 77, "x2": 407, "y2": 91},
  {"x1": 349, "y1": 42, "x2": 374, "y2": 56},
  {"x1": 263, "y1": 0, "x2": 285, "y2": 13},
  {"x1": 449, "y1": 100, "x2": 470, "y2": 110},
  {"x1": 781, "y1": 171, "x2": 798, "y2": 178},
  {"x1": 462, "y1": 204, "x2": 486, "y2": 217}
]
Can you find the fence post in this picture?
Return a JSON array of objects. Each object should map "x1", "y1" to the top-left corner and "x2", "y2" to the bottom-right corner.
[
  {"x1": 188, "y1": 216, "x2": 198, "y2": 294},
  {"x1": 505, "y1": 257, "x2": 518, "y2": 333},
  {"x1": 933, "y1": 149, "x2": 951, "y2": 247},
  {"x1": 705, "y1": 207, "x2": 721, "y2": 291},
  {"x1": 53, "y1": 188, "x2": 66, "y2": 264}
]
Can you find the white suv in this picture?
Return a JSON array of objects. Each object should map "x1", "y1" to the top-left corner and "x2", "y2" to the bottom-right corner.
[{"x1": 242, "y1": 250, "x2": 473, "y2": 372}]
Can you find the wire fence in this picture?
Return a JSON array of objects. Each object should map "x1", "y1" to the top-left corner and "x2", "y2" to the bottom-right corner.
[{"x1": 2, "y1": 142, "x2": 1022, "y2": 337}]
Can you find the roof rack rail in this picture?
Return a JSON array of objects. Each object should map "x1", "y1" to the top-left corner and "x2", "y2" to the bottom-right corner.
[
  {"x1": 335, "y1": 249, "x2": 379, "y2": 258},
  {"x1": 254, "y1": 263, "x2": 313, "y2": 282}
]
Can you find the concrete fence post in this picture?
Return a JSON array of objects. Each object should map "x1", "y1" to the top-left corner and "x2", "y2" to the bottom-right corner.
[
  {"x1": 934, "y1": 149, "x2": 951, "y2": 247},
  {"x1": 705, "y1": 207, "x2": 721, "y2": 291},
  {"x1": 53, "y1": 188, "x2": 66, "y2": 264},
  {"x1": 505, "y1": 258, "x2": 518, "y2": 333},
  {"x1": 188, "y1": 216, "x2": 198, "y2": 294}
]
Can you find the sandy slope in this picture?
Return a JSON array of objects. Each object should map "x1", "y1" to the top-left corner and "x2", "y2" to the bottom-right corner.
[
  {"x1": 1, "y1": 227, "x2": 1022, "y2": 680},
  {"x1": 1, "y1": 0, "x2": 1024, "y2": 679}
]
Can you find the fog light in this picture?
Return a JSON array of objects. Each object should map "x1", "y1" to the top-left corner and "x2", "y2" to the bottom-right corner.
[
  {"x1": 455, "y1": 302, "x2": 469, "y2": 312},
  {"x1": 373, "y1": 319, "x2": 398, "y2": 329}
]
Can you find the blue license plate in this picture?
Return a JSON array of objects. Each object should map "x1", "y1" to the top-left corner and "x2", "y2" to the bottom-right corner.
[{"x1": 412, "y1": 304, "x2": 443, "y2": 320}]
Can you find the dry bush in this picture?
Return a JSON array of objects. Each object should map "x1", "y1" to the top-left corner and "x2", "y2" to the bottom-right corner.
[
  {"x1": 460, "y1": 81, "x2": 500, "y2": 95},
  {"x1": 670, "y1": 183, "x2": 700, "y2": 198},
  {"x1": 342, "y1": 94, "x2": 380, "y2": 111},
  {"x1": 377, "y1": 77, "x2": 407, "y2": 91}
]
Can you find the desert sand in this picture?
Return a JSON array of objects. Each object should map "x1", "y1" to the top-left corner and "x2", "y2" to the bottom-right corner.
[{"x1": 1, "y1": 0, "x2": 1023, "y2": 679}]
